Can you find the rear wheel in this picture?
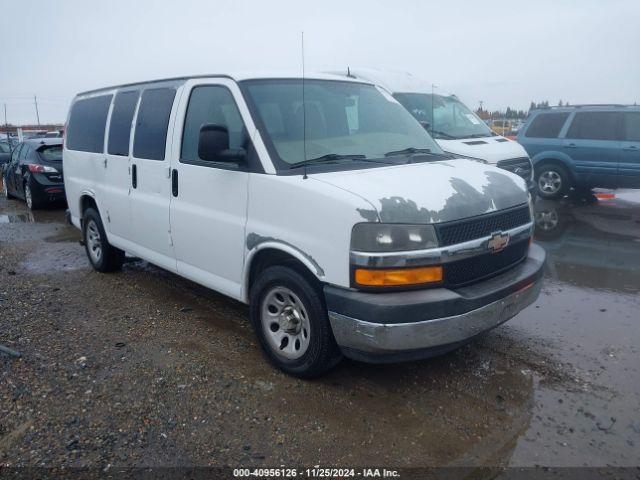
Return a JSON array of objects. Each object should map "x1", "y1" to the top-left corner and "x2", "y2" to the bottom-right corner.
[
  {"x1": 24, "y1": 181, "x2": 40, "y2": 210},
  {"x1": 82, "y1": 207, "x2": 124, "y2": 272},
  {"x1": 250, "y1": 266, "x2": 342, "y2": 378},
  {"x1": 536, "y1": 164, "x2": 570, "y2": 199}
]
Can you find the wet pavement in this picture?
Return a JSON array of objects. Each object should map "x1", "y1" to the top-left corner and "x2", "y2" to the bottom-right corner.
[{"x1": 1, "y1": 188, "x2": 639, "y2": 470}]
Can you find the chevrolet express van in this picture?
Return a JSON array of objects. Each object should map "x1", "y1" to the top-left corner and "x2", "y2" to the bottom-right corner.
[
  {"x1": 64, "y1": 73, "x2": 544, "y2": 377},
  {"x1": 335, "y1": 69, "x2": 536, "y2": 196}
]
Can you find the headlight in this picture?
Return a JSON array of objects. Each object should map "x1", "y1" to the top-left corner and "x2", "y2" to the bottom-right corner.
[
  {"x1": 351, "y1": 223, "x2": 438, "y2": 252},
  {"x1": 444, "y1": 153, "x2": 488, "y2": 164}
]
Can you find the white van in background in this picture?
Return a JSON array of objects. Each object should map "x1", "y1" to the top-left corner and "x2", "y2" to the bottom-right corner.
[
  {"x1": 64, "y1": 72, "x2": 543, "y2": 377},
  {"x1": 333, "y1": 68, "x2": 536, "y2": 196}
]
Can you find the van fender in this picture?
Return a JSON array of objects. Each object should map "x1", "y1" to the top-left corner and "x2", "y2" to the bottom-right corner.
[{"x1": 242, "y1": 237, "x2": 325, "y2": 303}]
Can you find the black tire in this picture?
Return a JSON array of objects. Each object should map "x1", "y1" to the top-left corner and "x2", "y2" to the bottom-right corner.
[
  {"x1": 535, "y1": 163, "x2": 570, "y2": 199},
  {"x1": 24, "y1": 180, "x2": 41, "y2": 210},
  {"x1": 82, "y1": 207, "x2": 124, "y2": 272},
  {"x1": 249, "y1": 265, "x2": 342, "y2": 378}
]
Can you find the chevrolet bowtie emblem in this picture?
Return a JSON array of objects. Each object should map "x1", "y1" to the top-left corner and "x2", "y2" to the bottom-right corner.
[{"x1": 487, "y1": 231, "x2": 510, "y2": 253}]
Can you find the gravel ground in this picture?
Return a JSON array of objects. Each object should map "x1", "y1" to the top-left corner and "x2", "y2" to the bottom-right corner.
[{"x1": 1, "y1": 190, "x2": 639, "y2": 471}]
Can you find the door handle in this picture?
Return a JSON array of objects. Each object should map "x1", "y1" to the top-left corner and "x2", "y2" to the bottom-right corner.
[
  {"x1": 171, "y1": 169, "x2": 178, "y2": 197},
  {"x1": 623, "y1": 145, "x2": 639, "y2": 151},
  {"x1": 564, "y1": 143, "x2": 577, "y2": 149},
  {"x1": 131, "y1": 164, "x2": 137, "y2": 189}
]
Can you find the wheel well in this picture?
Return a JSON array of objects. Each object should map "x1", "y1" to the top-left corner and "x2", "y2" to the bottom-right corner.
[
  {"x1": 248, "y1": 248, "x2": 320, "y2": 294},
  {"x1": 79, "y1": 195, "x2": 98, "y2": 224},
  {"x1": 534, "y1": 158, "x2": 572, "y2": 179}
]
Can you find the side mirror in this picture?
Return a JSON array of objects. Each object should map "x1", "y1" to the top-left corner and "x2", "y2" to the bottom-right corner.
[
  {"x1": 419, "y1": 121, "x2": 431, "y2": 131},
  {"x1": 198, "y1": 124, "x2": 246, "y2": 162}
]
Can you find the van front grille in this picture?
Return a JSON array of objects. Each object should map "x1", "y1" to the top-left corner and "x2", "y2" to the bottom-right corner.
[
  {"x1": 435, "y1": 204, "x2": 531, "y2": 247},
  {"x1": 497, "y1": 157, "x2": 532, "y2": 181},
  {"x1": 443, "y1": 240, "x2": 529, "y2": 287}
]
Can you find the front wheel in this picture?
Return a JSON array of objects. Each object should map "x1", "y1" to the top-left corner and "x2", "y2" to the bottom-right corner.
[
  {"x1": 82, "y1": 207, "x2": 124, "y2": 272},
  {"x1": 536, "y1": 164, "x2": 570, "y2": 199},
  {"x1": 249, "y1": 266, "x2": 342, "y2": 378},
  {"x1": 2, "y1": 176, "x2": 13, "y2": 199}
]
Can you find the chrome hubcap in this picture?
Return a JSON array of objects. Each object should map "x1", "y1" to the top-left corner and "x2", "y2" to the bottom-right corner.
[
  {"x1": 261, "y1": 286, "x2": 310, "y2": 360},
  {"x1": 538, "y1": 171, "x2": 562, "y2": 194},
  {"x1": 86, "y1": 220, "x2": 103, "y2": 264},
  {"x1": 535, "y1": 210, "x2": 559, "y2": 231}
]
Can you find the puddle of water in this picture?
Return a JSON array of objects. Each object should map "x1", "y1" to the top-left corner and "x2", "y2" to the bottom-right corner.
[
  {"x1": 534, "y1": 197, "x2": 640, "y2": 294},
  {"x1": 0, "y1": 213, "x2": 35, "y2": 223}
]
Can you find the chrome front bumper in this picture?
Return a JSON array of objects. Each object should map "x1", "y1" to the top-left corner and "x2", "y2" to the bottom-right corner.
[{"x1": 326, "y1": 244, "x2": 545, "y2": 362}]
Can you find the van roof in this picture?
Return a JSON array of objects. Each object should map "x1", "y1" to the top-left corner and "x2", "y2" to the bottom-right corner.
[
  {"x1": 76, "y1": 71, "x2": 370, "y2": 97},
  {"x1": 531, "y1": 104, "x2": 640, "y2": 112},
  {"x1": 327, "y1": 68, "x2": 452, "y2": 96}
]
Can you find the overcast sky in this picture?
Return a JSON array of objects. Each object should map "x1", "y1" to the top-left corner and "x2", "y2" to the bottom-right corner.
[{"x1": 1, "y1": 0, "x2": 638, "y2": 125}]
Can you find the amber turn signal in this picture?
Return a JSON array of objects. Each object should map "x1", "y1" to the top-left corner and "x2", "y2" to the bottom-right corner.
[{"x1": 355, "y1": 266, "x2": 443, "y2": 287}]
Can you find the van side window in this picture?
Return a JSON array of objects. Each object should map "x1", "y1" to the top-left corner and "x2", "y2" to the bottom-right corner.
[
  {"x1": 181, "y1": 85, "x2": 248, "y2": 164},
  {"x1": 566, "y1": 112, "x2": 619, "y2": 141},
  {"x1": 525, "y1": 113, "x2": 569, "y2": 138},
  {"x1": 133, "y1": 88, "x2": 176, "y2": 161},
  {"x1": 623, "y1": 112, "x2": 640, "y2": 142},
  {"x1": 108, "y1": 91, "x2": 139, "y2": 156},
  {"x1": 66, "y1": 95, "x2": 113, "y2": 153}
]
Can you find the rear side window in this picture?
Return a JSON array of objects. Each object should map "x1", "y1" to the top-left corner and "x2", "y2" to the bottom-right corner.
[
  {"x1": 108, "y1": 91, "x2": 139, "y2": 156},
  {"x1": 623, "y1": 112, "x2": 640, "y2": 142},
  {"x1": 181, "y1": 85, "x2": 247, "y2": 163},
  {"x1": 66, "y1": 95, "x2": 113, "y2": 153},
  {"x1": 38, "y1": 145, "x2": 63, "y2": 161},
  {"x1": 133, "y1": 88, "x2": 176, "y2": 160},
  {"x1": 525, "y1": 113, "x2": 569, "y2": 138},
  {"x1": 566, "y1": 112, "x2": 619, "y2": 141}
]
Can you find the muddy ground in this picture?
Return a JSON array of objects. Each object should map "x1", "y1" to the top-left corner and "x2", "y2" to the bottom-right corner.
[{"x1": 1, "y1": 189, "x2": 639, "y2": 471}]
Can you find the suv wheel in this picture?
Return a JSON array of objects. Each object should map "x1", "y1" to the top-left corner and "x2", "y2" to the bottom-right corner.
[
  {"x1": 536, "y1": 164, "x2": 570, "y2": 199},
  {"x1": 250, "y1": 266, "x2": 342, "y2": 378},
  {"x1": 82, "y1": 207, "x2": 124, "y2": 272}
]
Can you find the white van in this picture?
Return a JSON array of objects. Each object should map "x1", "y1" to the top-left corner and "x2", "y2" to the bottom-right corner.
[
  {"x1": 334, "y1": 68, "x2": 536, "y2": 196},
  {"x1": 64, "y1": 73, "x2": 544, "y2": 377}
]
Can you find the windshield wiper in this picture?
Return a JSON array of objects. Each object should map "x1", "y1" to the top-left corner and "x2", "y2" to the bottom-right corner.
[
  {"x1": 290, "y1": 153, "x2": 388, "y2": 168},
  {"x1": 384, "y1": 147, "x2": 455, "y2": 164},
  {"x1": 429, "y1": 130, "x2": 458, "y2": 139},
  {"x1": 384, "y1": 147, "x2": 432, "y2": 157},
  {"x1": 466, "y1": 133, "x2": 495, "y2": 139}
]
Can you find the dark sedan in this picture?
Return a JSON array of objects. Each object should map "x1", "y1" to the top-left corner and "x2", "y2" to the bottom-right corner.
[
  {"x1": 0, "y1": 141, "x2": 11, "y2": 171},
  {"x1": 2, "y1": 138, "x2": 66, "y2": 209}
]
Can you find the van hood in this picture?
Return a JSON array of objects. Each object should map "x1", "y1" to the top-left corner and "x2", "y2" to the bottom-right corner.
[
  {"x1": 312, "y1": 159, "x2": 528, "y2": 224},
  {"x1": 437, "y1": 137, "x2": 529, "y2": 164}
]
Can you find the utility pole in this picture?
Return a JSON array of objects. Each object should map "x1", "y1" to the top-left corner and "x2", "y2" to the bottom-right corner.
[
  {"x1": 479, "y1": 100, "x2": 483, "y2": 112},
  {"x1": 34, "y1": 94, "x2": 40, "y2": 125}
]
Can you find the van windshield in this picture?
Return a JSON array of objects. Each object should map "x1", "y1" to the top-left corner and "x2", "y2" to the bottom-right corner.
[
  {"x1": 393, "y1": 93, "x2": 494, "y2": 140},
  {"x1": 242, "y1": 79, "x2": 444, "y2": 169}
]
